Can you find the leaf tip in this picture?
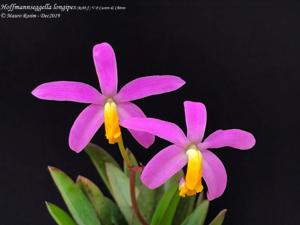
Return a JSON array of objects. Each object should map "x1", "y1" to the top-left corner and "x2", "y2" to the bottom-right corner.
[
  {"x1": 220, "y1": 209, "x2": 228, "y2": 216},
  {"x1": 84, "y1": 142, "x2": 96, "y2": 152},
  {"x1": 45, "y1": 201, "x2": 53, "y2": 210},
  {"x1": 76, "y1": 175, "x2": 86, "y2": 183},
  {"x1": 48, "y1": 166, "x2": 57, "y2": 172}
]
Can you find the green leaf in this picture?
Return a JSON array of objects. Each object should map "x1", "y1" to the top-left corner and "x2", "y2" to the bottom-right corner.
[
  {"x1": 85, "y1": 143, "x2": 119, "y2": 191},
  {"x1": 159, "y1": 193, "x2": 180, "y2": 225},
  {"x1": 208, "y1": 209, "x2": 227, "y2": 225},
  {"x1": 173, "y1": 196, "x2": 196, "y2": 225},
  {"x1": 46, "y1": 202, "x2": 77, "y2": 225},
  {"x1": 181, "y1": 200, "x2": 209, "y2": 225},
  {"x1": 150, "y1": 184, "x2": 180, "y2": 225},
  {"x1": 163, "y1": 170, "x2": 184, "y2": 192},
  {"x1": 196, "y1": 192, "x2": 205, "y2": 206},
  {"x1": 105, "y1": 162, "x2": 136, "y2": 224},
  {"x1": 48, "y1": 167, "x2": 101, "y2": 225},
  {"x1": 137, "y1": 183, "x2": 164, "y2": 223},
  {"x1": 76, "y1": 176, "x2": 127, "y2": 225}
]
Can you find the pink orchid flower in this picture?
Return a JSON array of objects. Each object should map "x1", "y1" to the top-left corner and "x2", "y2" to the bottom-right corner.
[
  {"x1": 122, "y1": 101, "x2": 256, "y2": 200},
  {"x1": 32, "y1": 42, "x2": 185, "y2": 153}
]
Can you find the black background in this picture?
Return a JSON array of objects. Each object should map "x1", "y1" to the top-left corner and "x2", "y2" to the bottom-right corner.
[{"x1": 1, "y1": 1, "x2": 299, "y2": 225}]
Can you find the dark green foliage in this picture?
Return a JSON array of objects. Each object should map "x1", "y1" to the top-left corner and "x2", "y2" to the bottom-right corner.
[{"x1": 46, "y1": 143, "x2": 227, "y2": 225}]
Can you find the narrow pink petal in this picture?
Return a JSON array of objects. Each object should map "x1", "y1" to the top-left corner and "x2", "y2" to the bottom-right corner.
[
  {"x1": 32, "y1": 81, "x2": 104, "y2": 104},
  {"x1": 141, "y1": 145, "x2": 187, "y2": 189},
  {"x1": 118, "y1": 102, "x2": 155, "y2": 148},
  {"x1": 202, "y1": 150, "x2": 227, "y2": 201},
  {"x1": 69, "y1": 104, "x2": 104, "y2": 153},
  {"x1": 121, "y1": 117, "x2": 188, "y2": 146},
  {"x1": 115, "y1": 75, "x2": 185, "y2": 102},
  {"x1": 184, "y1": 101, "x2": 207, "y2": 143},
  {"x1": 202, "y1": 129, "x2": 256, "y2": 150},
  {"x1": 93, "y1": 43, "x2": 118, "y2": 96}
]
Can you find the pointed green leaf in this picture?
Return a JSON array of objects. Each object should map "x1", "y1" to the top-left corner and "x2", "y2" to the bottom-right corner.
[
  {"x1": 105, "y1": 162, "x2": 136, "y2": 224},
  {"x1": 173, "y1": 196, "x2": 196, "y2": 225},
  {"x1": 77, "y1": 176, "x2": 127, "y2": 225},
  {"x1": 48, "y1": 167, "x2": 101, "y2": 225},
  {"x1": 208, "y1": 209, "x2": 227, "y2": 225},
  {"x1": 163, "y1": 170, "x2": 184, "y2": 192},
  {"x1": 181, "y1": 200, "x2": 209, "y2": 225},
  {"x1": 85, "y1": 143, "x2": 119, "y2": 191},
  {"x1": 46, "y1": 202, "x2": 77, "y2": 225},
  {"x1": 150, "y1": 184, "x2": 180, "y2": 225},
  {"x1": 137, "y1": 182, "x2": 164, "y2": 223},
  {"x1": 196, "y1": 192, "x2": 205, "y2": 206},
  {"x1": 159, "y1": 193, "x2": 180, "y2": 225}
]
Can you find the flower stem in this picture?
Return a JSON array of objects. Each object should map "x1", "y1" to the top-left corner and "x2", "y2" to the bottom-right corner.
[
  {"x1": 117, "y1": 135, "x2": 131, "y2": 167},
  {"x1": 116, "y1": 136, "x2": 148, "y2": 225},
  {"x1": 130, "y1": 167, "x2": 148, "y2": 225}
]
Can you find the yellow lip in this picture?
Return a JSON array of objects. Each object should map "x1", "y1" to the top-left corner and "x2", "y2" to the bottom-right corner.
[
  {"x1": 179, "y1": 146, "x2": 203, "y2": 197},
  {"x1": 104, "y1": 99, "x2": 121, "y2": 144}
]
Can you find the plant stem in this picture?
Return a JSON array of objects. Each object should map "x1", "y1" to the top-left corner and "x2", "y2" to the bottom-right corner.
[
  {"x1": 130, "y1": 167, "x2": 148, "y2": 225},
  {"x1": 116, "y1": 136, "x2": 148, "y2": 225},
  {"x1": 117, "y1": 135, "x2": 131, "y2": 167}
]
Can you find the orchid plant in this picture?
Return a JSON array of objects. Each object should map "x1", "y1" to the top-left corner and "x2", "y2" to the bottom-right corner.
[{"x1": 32, "y1": 42, "x2": 255, "y2": 225}]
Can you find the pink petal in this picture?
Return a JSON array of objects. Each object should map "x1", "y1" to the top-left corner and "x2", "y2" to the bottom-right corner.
[
  {"x1": 184, "y1": 101, "x2": 207, "y2": 143},
  {"x1": 121, "y1": 117, "x2": 188, "y2": 147},
  {"x1": 118, "y1": 102, "x2": 155, "y2": 148},
  {"x1": 69, "y1": 104, "x2": 104, "y2": 153},
  {"x1": 32, "y1": 81, "x2": 104, "y2": 104},
  {"x1": 202, "y1": 129, "x2": 256, "y2": 150},
  {"x1": 115, "y1": 75, "x2": 185, "y2": 102},
  {"x1": 141, "y1": 145, "x2": 187, "y2": 189},
  {"x1": 93, "y1": 43, "x2": 118, "y2": 96},
  {"x1": 202, "y1": 150, "x2": 227, "y2": 201}
]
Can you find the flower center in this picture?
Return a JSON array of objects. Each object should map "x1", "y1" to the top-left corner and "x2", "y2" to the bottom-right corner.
[
  {"x1": 104, "y1": 99, "x2": 121, "y2": 144},
  {"x1": 179, "y1": 145, "x2": 203, "y2": 197}
]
